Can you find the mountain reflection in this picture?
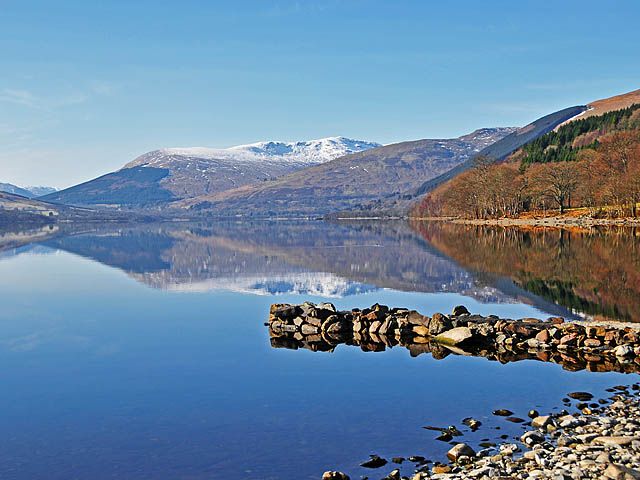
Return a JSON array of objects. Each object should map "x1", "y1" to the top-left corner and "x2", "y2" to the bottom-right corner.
[{"x1": 1, "y1": 220, "x2": 638, "y2": 322}]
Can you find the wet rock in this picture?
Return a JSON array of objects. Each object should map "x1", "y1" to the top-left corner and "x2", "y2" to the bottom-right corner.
[
  {"x1": 316, "y1": 302, "x2": 336, "y2": 313},
  {"x1": 528, "y1": 409, "x2": 540, "y2": 419},
  {"x1": 446, "y1": 443, "x2": 475, "y2": 462},
  {"x1": 301, "y1": 324, "x2": 319, "y2": 335},
  {"x1": 428, "y1": 313, "x2": 453, "y2": 336},
  {"x1": 360, "y1": 455, "x2": 387, "y2": 468},
  {"x1": 505, "y1": 416, "x2": 525, "y2": 423},
  {"x1": 521, "y1": 430, "x2": 545, "y2": 447},
  {"x1": 412, "y1": 325, "x2": 429, "y2": 337},
  {"x1": 431, "y1": 464, "x2": 451, "y2": 474},
  {"x1": 593, "y1": 436, "x2": 640, "y2": 447},
  {"x1": 462, "y1": 417, "x2": 482, "y2": 431},
  {"x1": 615, "y1": 345, "x2": 635, "y2": 358},
  {"x1": 535, "y1": 329, "x2": 550, "y2": 343},
  {"x1": 568, "y1": 392, "x2": 594, "y2": 401},
  {"x1": 383, "y1": 469, "x2": 400, "y2": 480},
  {"x1": 452, "y1": 305, "x2": 470, "y2": 316},
  {"x1": 531, "y1": 415, "x2": 552, "y2": 428},
  {"x1": 603, "y1": 463, "x2": 640, "y2": 479},
  {"x1": 322, "y1": 471, "x2": 350, "y2": 480},
  {"x1": 434, "y1": 327, "x2": 473, "y2": 346},
  {"x1": 493, "y1": 409, "x2": 513, "y2": 417},
  {"x1": 435, "y1": 431, "x2": 452, "y2": 442},
  {"x1": 499, "y1": 443, "x2": 520, "y2": 455}
]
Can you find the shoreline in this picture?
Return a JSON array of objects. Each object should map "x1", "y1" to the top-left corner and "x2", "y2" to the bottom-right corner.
[
  {"x1": 267, "y1": 303, "x2": 640, "y2": 479},
  {"x1": 323, "y1": 381, "x2": 640, "y2": 480},
  {"x1": 409, "y1": 216, "x2": 640, "y2": 228}
]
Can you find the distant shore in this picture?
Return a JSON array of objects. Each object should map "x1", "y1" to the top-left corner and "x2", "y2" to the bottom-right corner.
[{"x1": 411, "y1": 215, "x2": 640, "y2": 228}]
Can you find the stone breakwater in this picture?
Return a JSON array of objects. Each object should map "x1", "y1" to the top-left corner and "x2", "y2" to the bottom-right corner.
[{"x1": 267, "y1": 303, "x2": 640, "y2": 374}]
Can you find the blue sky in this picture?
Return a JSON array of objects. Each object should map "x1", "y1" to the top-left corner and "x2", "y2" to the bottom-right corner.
[{"x1": 1, "y1": 0, "x2": 639, "y2": 188}]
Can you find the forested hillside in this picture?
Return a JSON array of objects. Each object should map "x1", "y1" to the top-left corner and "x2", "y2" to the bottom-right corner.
[{"x1": 414, "y1": 104, "x2": 640, "y2": 219}]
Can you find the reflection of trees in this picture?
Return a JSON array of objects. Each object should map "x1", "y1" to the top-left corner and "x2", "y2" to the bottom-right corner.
[{"x1": 411, "y1": 221, "x2": 640, "y2": 322}]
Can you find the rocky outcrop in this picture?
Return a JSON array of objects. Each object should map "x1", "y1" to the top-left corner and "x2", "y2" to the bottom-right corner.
[{"x1": 267, "y1": 303, "x2": 640, "y2": 374}]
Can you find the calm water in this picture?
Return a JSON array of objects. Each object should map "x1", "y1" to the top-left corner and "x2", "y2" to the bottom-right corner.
[{"x1": 0, "y1": 221, "x2": 637, "y2": 479}]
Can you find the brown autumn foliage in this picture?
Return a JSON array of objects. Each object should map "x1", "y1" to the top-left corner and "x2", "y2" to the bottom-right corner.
[{"x1": 415, "y1": 128, "x2": 640, "y2": 219}]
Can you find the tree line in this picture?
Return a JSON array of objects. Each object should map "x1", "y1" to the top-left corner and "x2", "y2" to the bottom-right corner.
[{"x1": 416, "y1": 128, "x2": 640, "y2": 219}]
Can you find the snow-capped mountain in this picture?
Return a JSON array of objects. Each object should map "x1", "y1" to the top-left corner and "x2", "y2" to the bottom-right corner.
[
  {"x1": 182, "y1": 127, "x2": 520, "y2": 216},
  {"x1": 126, "y1": 137, "x2": 382, "y2": 169},
  {"x1": 42, "y1": 137, "x2": 381, "y2": 207}
]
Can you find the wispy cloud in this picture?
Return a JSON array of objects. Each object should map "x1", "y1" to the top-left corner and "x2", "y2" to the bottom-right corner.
[
  {"x1": 0, "y1": 88, "x2": 42, "y2": 109},
  {"x1": 0, "y1": 80, "x2": 120, "y2": 111}
]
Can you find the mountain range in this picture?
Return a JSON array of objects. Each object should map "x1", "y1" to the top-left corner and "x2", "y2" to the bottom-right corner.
[
  {"x1": 9, "y1": 88, "x2": 640, "y2": 220},
  {"x1": 41, "y1": 137, "x2": 380, "y2": 207},
  {"x1": 0, "y1": 183, "x2": 57, "y2": 198},
  {"x1": 180, "y1": 127, "x2": 518, "y2": 216},
  {"x1": 42, "y1": 128, "x2": 516, "y2": 213}
]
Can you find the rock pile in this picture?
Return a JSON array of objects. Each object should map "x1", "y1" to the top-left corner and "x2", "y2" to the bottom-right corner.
[
  {"x1": 268, "y1": 303, "x2": 640, "y2": 374},
  {"x1": 269, "y1": 303, "x2": 640, "y2": 479}
]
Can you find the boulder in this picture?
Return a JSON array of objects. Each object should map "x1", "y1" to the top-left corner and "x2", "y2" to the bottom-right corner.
[
  {"x1": 603, "y1": 463, "x2": 640, "y2": 479},
  {"x1": 593, "y1": 436, "x2": 640, "y2": 447},
  {"x1": 383, "y1": 469, "x2": 400, "y2": 480},
  {"x1": 451, "y1": 305, "x2": 470, "y2": 316},
  {"x1": 301, "y1": 324, "x2": 319, "y2": 335},
  {"x1": 531, "y1": 415, "x2": 552, "y2": 429},
  {"x1": 412, "y1": 325, "x2": 429, "y2": 337},
  {"x1": 428, "y1": 313, "x2": 453, "y2": 335},
  {"x1": 446, "y1": 443, "x2": 476, "y2": 462},
  {"x1": 316, "y1": 302, "x2": 336, "y2": 313},
  {"x1": 322, "y1": 472, "x2": 350, "y2": 480},
  {"x1": 434, "y1": 327, "x2": 473, "y2": 346},
  {"x1": 521, "y1": 430, "x2": 545, "y2": 447},
  {"x1": 614, "y1": 344, "x2": 634, "y2": 357}
]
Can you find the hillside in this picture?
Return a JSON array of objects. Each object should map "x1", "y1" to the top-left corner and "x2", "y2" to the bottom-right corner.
[
  {"x1": 0, "y1": 191, "x2": 162, "y2": 225},
  {"x1": 556, "y1": 88, "x2": 640, "y2": 127},
  {"x1": 42, "y1": 137, "x2": 379, "y2": 207},
  {"x1": 179, "y1": 128, "x2": 517, "y2": 216},
  {"x1": 413, "y1": 89, "x2": 640, "y2": 220},
  {"x1": 0, "y1": 191, "x2": 68, "y2": 225}
]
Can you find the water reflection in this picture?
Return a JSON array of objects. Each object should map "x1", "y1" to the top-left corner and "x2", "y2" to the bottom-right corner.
[
  {"x1": 412, "y1": 221, "x2": 640, "y2": 322},
  {"x1": 0, "y1": 220, "x2": 637, "y2": 479},
  {"x1": 1, "y1": 220, "x2": 638, "y2": 322}
]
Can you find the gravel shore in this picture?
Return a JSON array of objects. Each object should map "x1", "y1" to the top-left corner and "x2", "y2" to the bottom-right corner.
[{"x1": 323, "y1": 383, "x2": 640, "y2": 480}]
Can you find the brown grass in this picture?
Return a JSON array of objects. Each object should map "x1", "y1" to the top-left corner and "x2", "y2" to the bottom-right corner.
[{"x1": 557, "y1": 88, "x2": 640, "y2": 128}]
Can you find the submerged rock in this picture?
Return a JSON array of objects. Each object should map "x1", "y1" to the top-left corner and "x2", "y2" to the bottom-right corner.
[
  {"x1": 360, "y1": 455, "x2": 387, "y2": 468},
  {"x1": 492, "y1": 409, "x2": 513, "y2": 417}
]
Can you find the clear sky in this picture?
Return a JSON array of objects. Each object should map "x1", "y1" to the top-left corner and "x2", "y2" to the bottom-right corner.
[{"x1": 1, "y1": 0, "x2": 639, "y2": 188}]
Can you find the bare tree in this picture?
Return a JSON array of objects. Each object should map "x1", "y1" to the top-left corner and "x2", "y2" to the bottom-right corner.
[{"x1": 528, "y1": 162, "x2": 582, "y2": 214}]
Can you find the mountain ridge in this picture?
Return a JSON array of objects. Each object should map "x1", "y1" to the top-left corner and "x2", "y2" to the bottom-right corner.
[
  {"x1": 42, "y1": 136, "x2": 380, "y2": 207},
  {"x1": 179, "y1": 127, "x2": 518, "y2": 216}
]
